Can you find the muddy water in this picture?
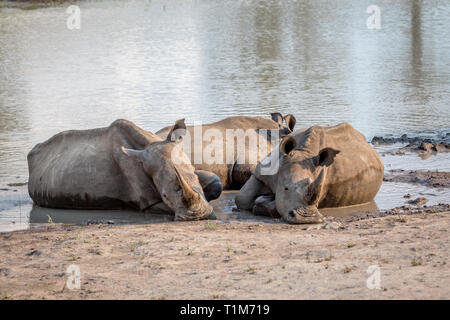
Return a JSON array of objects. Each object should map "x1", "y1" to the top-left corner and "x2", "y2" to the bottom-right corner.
[
  {"x1": 2, "y1": 146, "x2": 449, "y2": 232},
  {"x1": 0, "y1": 0, "x2": 449, "y2": 231}
]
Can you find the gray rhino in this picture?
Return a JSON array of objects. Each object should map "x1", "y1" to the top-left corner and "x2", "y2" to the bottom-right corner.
[
  {"x1": 27, "y1": 119, "x2": 219, "y2": 221},
  {"x1": 156, "y1": 113, "x2": 296, "y2": 190},
  {"x1": 235, "y1": 122, "x2": 384, "y2": 224}
]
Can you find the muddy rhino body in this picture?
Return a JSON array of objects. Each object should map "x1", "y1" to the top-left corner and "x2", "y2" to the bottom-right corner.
[
  {"x1": 27, "y1": 119, "x2": 215, "y2": 220},
  {"x1": 156, "y1": 114, "x2": 295, "y2": 189},
  {"x1": 236, "y1": 122, "x2": 384, "y2": 224}
]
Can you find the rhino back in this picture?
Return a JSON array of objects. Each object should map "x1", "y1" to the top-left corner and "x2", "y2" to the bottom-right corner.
[
  {"x1": 156, "y1": 116, "x2": 279, "y2": 138},
  {"x1": 27, "y1": 120, "x2": 160, "y2": 209},
  {"x1": 301, "y1": 123, "x2": 383, "y2": 207},
  {"x1": 156, "y1": 116, "x2": 279, "y2": 187}
]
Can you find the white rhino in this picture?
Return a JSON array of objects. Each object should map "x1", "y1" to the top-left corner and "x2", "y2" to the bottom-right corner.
[
  {"x1": 235, "y1": 122, "x2": 384, "y2": 224},
  {"x1": 156, "y1": 113, "x2": 296, "y2": 189},
  {"x1": 27, "y1": 119, "x2": 219, "y2": 221}
]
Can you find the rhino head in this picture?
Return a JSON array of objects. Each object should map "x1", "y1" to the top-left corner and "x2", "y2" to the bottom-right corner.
[
  {"x1": 274, "y1": 135, "x2": 340, "y2": 224},
  {"x1": 121, "y1": 119, "x2": 214, "y2": 221}
]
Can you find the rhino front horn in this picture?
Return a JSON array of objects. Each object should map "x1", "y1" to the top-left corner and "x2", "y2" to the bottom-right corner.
[
  {"x1": 306, "y1": 168, "x2": 325, "y2": 205},
  {"x1": 174, "y1": 165, "x2": 198, "y2": 205}
]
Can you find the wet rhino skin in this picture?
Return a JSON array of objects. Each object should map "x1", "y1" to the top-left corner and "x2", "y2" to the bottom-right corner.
[
  {"x1": 28, "y1": 120, "x2": 163, "y2": 210},
  {"x1": 255, "y1": 122, "x2": 384, "y2": 208},
  {"x1": 156, "y1": 115, "x2": 292, "y2": 189}
]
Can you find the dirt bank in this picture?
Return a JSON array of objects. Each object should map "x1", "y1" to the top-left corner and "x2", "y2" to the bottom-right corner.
[
  {"x1": 383, "y1": 170, "x2": 450, "y2": 188},
  {"x1": 372, "y1": 133, "x2": 450, "y2": 157},
  {"x1": 0, "y1": 207, "x2": 448, "y2": 299},
  {"x1": 371, "y1": 133, "x2": 450, "y2": 146}
]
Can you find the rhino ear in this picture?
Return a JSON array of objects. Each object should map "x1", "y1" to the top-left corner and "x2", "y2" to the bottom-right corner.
[
  {"x1": 121, "y1": 146, "x2": 145, "y2": 160},
  {"x1": 166, "y1": 119, "x2": 187, "y2": 143},
  {"x1": 315, "y1": 147, "x2": 340, "y2": 167},
  {"x1": 270, "y1": 112, "x2": 283, "y2": 126},
  {"x1": 279, "y1": 136, "x2": 297, "y2": 156},
  {"x1": 283, "y1": 114, "x2": 296, "y2": 132}
]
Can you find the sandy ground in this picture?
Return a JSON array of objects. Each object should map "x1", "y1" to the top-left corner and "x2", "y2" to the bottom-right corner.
[{"x1": 0, "y1": 208, "x2": 448, "y2": 300}]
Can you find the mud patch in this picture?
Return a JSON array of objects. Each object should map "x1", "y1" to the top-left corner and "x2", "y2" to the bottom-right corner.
[
  {"x1": 327, "y1": 203, "x2": 450, "y2": 225},
  {"x1": 7, "y1": 182, "x2": 27, "y2": 187},
  {"x1": 372, "y1": 132, "x2": 450, "y2": 158},
  {"x1": 371, "y1": 132, "x2": 450, "y2": 146},
  {"x1": 383, "y1": 170, "x2": 450, "y2": 188}
]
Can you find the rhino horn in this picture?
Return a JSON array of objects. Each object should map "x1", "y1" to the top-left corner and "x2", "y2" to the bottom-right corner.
[
  {"x1": 174, "y1": 165, "x2": 198, "y2": 205},
  {"x1": 306, "y1": 168, "x2": 325, "y2": 205}
]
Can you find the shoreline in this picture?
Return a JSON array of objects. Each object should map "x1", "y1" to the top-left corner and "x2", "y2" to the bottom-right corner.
[{"x1": 0, "y1": 208, "x2": 448, "y2": 299}]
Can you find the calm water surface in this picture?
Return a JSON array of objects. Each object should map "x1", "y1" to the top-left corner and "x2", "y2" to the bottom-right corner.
[{"x1": 0, "y1": 0, "x2": 449, "y2": 231}]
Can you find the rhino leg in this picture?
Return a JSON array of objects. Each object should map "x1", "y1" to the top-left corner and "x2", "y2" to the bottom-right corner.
[
  {"x1": 235, "y1": 175, "x2": 267, "y2": 210},
  {"x1": 195, "y1": 170, "x2": 223, "y2": 201},
  {"x1": 231, "y1": 163, "x2": 256, "y2": 187},
  {"x1": 252, "y1": 194, "x2": 280, "y2": 218},
  {"x1": 143, "y1": 201, "x2": 171, "y2": 214}
]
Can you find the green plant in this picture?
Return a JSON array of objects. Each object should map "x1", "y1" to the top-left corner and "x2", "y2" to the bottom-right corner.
[
  {"x1": 343, "y1": 265, "x2": 354, "y2": 273},
  {"x1": 204, "y1": 222, "x2": 219, "y2": 231},
  {"x1": 411, "y1": 257, "x2": 422, "y2": 266},
  {"x1": 244, "y1": 266, "x2": 257, "y2": 274}
]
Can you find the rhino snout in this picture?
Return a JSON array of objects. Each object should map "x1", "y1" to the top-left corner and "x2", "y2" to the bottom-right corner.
[
  {"x1": 174, "y1": 207, "x2": 215, "y2": 221},
  {"x1": 284, "y1": 206, "x2": 323, "y2": 224}
]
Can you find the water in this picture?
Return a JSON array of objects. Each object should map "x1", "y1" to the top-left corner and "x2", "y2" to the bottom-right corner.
[{"x1": 0, "y1": 0, "x2": 449, "y2": 231}]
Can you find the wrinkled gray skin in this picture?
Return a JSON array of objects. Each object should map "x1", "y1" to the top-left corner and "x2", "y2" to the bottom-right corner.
[
  {"x1": 235, "y1": 122, "x2": 384, "y2": 224},
  {"x1": 156, "y1": 113, "x2": 296, "y2": 190},
  {"x1": 27, "y1": 119, "x2": 217, "y2": 221}
]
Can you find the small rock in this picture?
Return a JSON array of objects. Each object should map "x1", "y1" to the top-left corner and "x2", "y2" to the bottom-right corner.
[
  {"x1": 0, "y1": 268, "x2": 10, "y2": 277},
  {"x1": 419, "y1": 142, "x2": 433, "y2": 152},
  {"x1": 403, "y1": 193, "x2": 412, "y2": 199},
  {"x1": 408, "y1": 197, "x2": 428, "y2": 206},
  {"x1": 26, "y1": 249, "x2": 41, "y2": 257},
  {"x1": 322, "y1": 222, "x2": 343, "y2": 230},
  {"x1": 7, "y1": 182, "x2": 27, "y2": 187}
]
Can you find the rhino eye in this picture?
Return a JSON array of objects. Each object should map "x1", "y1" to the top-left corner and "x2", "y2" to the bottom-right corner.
[{"x1": 284, "y1": 187, "x2": 289, "y2": 191}]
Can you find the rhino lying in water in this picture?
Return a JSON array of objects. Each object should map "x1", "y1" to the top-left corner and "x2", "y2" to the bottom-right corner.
[
  {"x1": 156, "y1": 113, "x2": 296, "y2": 189},
  {"x1": 27, "y1": 119, "x2": 219, "y2": 221},
  {"x1": 235, "y1": 122, "x2": 384, "y2": 224}
]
